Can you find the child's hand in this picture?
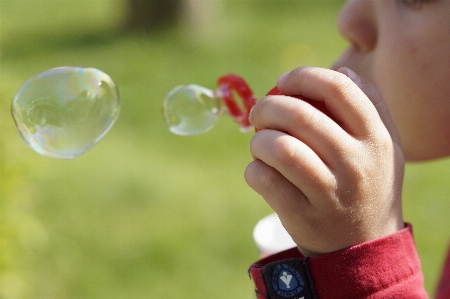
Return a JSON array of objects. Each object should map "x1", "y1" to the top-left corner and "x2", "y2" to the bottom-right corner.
[{"x1": 245, "y1": 67, "x2": 405, "y2": 257}]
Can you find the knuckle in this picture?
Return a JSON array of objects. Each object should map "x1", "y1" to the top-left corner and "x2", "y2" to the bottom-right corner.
[
  {"x1": 337, "y1": 139, "x2": 396, "y2": 199},
  {"x1": 297, "y1": 103, "x2": 324, "y2": 131},
  {"x1": 259, "y1": 169, "x2": 279, "y2": 197},
  {"x1": 327, "y1": 72, "x2": 354, "y2": 99},
  {"x1": 245, "y1": 161, "x2": 278, "y2": 197},
  {"x1": 272, "y1": 135, "x2": 303, "y2": 166}
]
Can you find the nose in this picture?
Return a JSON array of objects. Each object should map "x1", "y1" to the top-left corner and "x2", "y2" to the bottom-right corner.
[{"x1": 337, "y1": 0, "x2": 377, "y2": 52}]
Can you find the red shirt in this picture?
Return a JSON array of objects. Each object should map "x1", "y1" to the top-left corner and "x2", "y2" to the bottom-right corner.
[
  {"x1": 436, "y1": 244, "x2": 450, "y2": 299},
  {"x1": 249, "y1": 224, "x2": 449, "y2": 298}
]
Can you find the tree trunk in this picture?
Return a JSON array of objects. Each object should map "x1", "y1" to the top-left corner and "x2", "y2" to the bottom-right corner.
[{"x1": 126, "y1": 0, "x2": 183, "y2": 32}]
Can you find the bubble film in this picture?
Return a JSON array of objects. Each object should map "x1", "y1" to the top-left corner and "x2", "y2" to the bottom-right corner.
[
  {"x1": 11, "y1": 67, "x2": 120, "y2": 159},
  {"x1": 162, "y1": 84, "x2": 223, "y2": 136}
]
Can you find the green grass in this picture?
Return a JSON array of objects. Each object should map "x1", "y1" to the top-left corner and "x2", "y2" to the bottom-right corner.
[{"x1": 1, "y1": 0, "x2": 449, "y2": 298}]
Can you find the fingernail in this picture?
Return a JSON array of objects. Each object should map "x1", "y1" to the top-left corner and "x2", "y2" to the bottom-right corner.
[
  {"x1": 339, "y1": 67, "x2": 361, "y2": 85},
  {"x1": 277, "y1": 72, "x2": 289, "y2": 84},
  {"x1": 249, "y1": 105, "x2": 255, "y2": 119}
]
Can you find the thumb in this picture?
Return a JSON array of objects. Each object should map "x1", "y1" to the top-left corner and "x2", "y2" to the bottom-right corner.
[{"x1": 338, "y1": 67, "x2": 401, "y2": 144}]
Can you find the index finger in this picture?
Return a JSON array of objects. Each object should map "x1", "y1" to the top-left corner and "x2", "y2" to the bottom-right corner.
[{"x1": 277, "y1": 67, "x2": 382, "y2": 138}]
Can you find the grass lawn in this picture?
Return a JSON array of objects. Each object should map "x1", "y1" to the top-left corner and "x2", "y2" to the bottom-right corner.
[{"x1": 1, "y1": 1, "x2": 449, "y2": 298}]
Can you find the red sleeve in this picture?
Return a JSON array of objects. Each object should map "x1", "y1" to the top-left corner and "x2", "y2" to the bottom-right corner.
[
  {"x1": 249, "y1": 223, "x2": 428, "y2": 299},
  {"x1": 436, "y1": 245, "x2": 450, "y2": 299}
]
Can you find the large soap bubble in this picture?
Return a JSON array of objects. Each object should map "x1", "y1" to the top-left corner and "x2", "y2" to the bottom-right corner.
[{"x1": 11, "y1": 67, "x2": 120, "y2": 159}]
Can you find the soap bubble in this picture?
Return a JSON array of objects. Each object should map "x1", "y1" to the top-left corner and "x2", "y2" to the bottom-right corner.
[
  {"x1": 162, "y1": 84, "x2": 223, "y2": 136},
  {"x1": 11, "y1": 67, "x2": 120, "y2": 159}
]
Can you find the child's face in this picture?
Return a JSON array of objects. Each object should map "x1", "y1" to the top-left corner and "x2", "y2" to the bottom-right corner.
[{"x1": 332, "y1": 0, "x2": 450, "y2": 161}]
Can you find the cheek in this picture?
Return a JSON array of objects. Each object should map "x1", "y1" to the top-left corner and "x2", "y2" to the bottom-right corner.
[
  {"x1": 374, "y1": 37, "x2": 420, "y2": 121},
  {"x1": 373, "y1": 36, "x2": 450, "y2": 160}
]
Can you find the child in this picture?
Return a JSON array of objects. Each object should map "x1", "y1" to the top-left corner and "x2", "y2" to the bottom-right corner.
[{"x1": 245, "y1": 0, "x2": 450, "y2": 298}]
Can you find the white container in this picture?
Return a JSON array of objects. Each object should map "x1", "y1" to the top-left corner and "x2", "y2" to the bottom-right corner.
[{"x1": 253, "y1": 213, "x2": 296, "y2": 257}]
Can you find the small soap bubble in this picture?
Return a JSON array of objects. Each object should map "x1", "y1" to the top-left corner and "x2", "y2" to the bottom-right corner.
[
  {"x1": 162, "y1": 84, "x2": 223, "y2": 136},
  {"x1": 11, "y1": 67, "x2": 120, "y2": 159}
]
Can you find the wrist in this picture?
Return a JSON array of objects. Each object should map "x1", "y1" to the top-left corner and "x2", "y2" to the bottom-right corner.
[{"x1": 293, "y1": 216, "x2": 405, "y2": 258}]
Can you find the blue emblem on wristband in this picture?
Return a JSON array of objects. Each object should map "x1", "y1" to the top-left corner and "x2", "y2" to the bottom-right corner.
[{"x1": 272, "y1": 263, "x2": 304, "y2": 298}]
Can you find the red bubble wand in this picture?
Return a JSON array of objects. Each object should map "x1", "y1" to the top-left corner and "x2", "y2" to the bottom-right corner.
[{"x1": 162, "y1": 73, "x2": 331, "y2": 135}]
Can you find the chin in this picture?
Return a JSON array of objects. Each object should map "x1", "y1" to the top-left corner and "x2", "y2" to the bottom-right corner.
[{"x1": 403, "y1": 146, "x2": 450, "y2": 162}]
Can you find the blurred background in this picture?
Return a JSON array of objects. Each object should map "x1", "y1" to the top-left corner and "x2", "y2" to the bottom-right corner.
[{"x1": 1, "y1": 1, "x2": 449, "y2": 298}]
